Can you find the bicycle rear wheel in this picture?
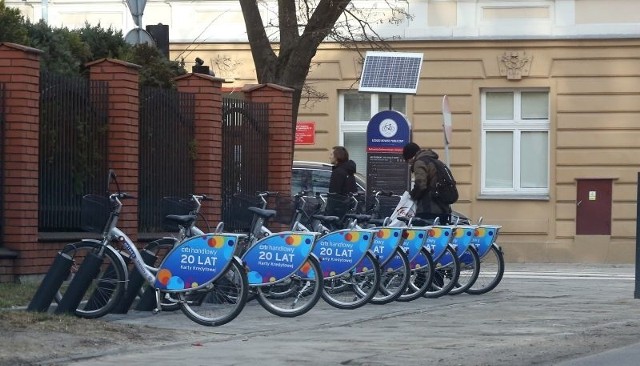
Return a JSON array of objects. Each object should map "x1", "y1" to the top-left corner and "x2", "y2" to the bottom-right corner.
[
  {"x1": 397, "y1": 247, "x2": 434, "y2": 302},
  {"x1": 466, "y1": 244, "x2": 505, "y2": 295},
  {"x1": 179, "y1": 260, "x2": 248, "y2": 326},
  {"x1": 321, "y1": 251, "x2": 380, "y2": 310},
  {"x1": 256, "y1": 255, "x2": 323, "y2": 317},
  {"x1": 424, "y1": 245, "x2": 460, "y2": 298},
  {"x1": 449, "y1": 245, "x2": 480, "y2": 295},
  {"x1": 55, "y1": 241, "x2": 126, "y2": 319},
  {"x1": 370, "y1": 248, "x2": 411, "y2": 305}
]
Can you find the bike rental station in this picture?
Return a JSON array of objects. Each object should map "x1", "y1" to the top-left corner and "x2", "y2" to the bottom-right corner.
[{"x1": 25, "y1": 52, "x2": 505, "y2": 327}]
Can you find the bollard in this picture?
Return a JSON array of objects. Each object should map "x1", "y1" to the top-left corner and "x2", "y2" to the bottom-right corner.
[
  {"x1": 27, "y1": 252, "x2": 74, "y2": 312},
  {"x1": 54, "y1": 251, "x2": 103, "y2": 315},
  {"x1": 112, "y1": 249, "x2": 157, "y2": 313}
]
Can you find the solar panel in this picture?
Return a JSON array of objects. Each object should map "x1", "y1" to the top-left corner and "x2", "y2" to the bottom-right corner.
[{"x1": 359, "y1": 51, "x2": 423, "y2": 94}]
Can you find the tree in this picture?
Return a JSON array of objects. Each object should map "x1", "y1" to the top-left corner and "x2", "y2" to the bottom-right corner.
[
  {"x1": 0, "y1": 0, "x2": 28, "y2": 44},
  {"x1": 238, "y1": 0, "x2": 409, "y2": 125}
]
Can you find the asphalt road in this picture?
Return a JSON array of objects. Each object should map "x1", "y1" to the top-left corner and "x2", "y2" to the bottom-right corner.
[{"x1": 55, "y1": 263, "x2": 640, "y2": 366}]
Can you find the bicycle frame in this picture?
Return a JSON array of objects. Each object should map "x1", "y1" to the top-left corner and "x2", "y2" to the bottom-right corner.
[{"x1": 107, "y1": 195, "x2": 244, "y2": 294}]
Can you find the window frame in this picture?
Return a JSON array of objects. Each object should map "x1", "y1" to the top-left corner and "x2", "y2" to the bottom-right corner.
[{"x1": 480, "y1": 88, "x2": 550, "y2": 197}]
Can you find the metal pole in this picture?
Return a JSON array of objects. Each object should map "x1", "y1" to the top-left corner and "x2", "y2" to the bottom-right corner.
[{"x1": 634, "y1": 172, "x2": 640, "y2": 299}]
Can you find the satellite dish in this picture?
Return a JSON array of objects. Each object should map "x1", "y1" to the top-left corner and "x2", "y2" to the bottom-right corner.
[{"x1": 124, "y1": 28, "x2": 155, "y2": 46}]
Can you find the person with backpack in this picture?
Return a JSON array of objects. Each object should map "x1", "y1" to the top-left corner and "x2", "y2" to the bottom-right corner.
[
  {"x1": 402, "y1": 142, "x2": 458, "y2": 225},
  {"x1": 324, "y1": 146, "x2": 358, "y2": 219}
]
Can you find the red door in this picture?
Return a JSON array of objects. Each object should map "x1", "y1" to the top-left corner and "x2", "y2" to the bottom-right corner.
[{"x1": 576, "y1": 179, "x2": 612, "y2": 235}]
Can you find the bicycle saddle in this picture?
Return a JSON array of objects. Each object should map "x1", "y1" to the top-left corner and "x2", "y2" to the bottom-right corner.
[
  {"x1": 164, "y1": 214, "x2": 197, "y2": 227},
  {"x1": 248, "y1": 206, "x2": 277, "y2": 219}
]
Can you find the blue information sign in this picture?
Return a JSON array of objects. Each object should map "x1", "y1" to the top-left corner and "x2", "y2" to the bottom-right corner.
[
  {"x1": 366, "y1": 110, "x2": 411, "y2": 154},
  {"x1": 366, "y1": 110, "x2": 413, "y2": 206}
]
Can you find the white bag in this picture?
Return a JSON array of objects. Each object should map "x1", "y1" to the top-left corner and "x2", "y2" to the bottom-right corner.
[{"x1": 387, "y1": 191, "x2": 416, "y2": 226}]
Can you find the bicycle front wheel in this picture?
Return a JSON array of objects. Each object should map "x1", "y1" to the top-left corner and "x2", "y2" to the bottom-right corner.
[
  {"x1": 321, "y1": 251, "x2": 381, "y2": 310},
  {"x1": 141, "y1": 238, "x2": 180, "y2": 311},
  {"x1": 256, "y1": 255, "x2": 323, "y2": 317},
  {"x1": 466, "y1": 244, "x2": 505, "y2": 295},
  {"x1": 55, "y1": 241, "x2": 126, "y2": 319},
  {"x1": 179, "y1": 259, "x2": 248, "y2": 326},
  {"x1": 397, "y1": 247, "x2": 434, "y2": 302},
  {"x1": 424, "y1": 245, "x2": 461, "y2": 298},
  {"x1": 370, "y1": 247, "x2": 411, "y2": 305},
  {"x1": 449, "y1": 245, "x2": 480, "y2": 295}
]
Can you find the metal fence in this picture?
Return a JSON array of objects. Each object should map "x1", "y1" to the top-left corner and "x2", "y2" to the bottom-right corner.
[
  {"x1": 221, "y1": 97, "x2": 269, "y2": 232},
  {"x1": 138, "y1": 86, "x2": 195, "y2": 233},
  {"x1": 38, "y1": 71, "x2": 109, "y2": 232},
  {"x1": 0, "y1": 83, "x2": 5, "y2": 242}
]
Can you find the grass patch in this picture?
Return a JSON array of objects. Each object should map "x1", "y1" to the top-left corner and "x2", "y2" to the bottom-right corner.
[{"x1": 0, "y1": 282, "x2": 40, "y2": 308}]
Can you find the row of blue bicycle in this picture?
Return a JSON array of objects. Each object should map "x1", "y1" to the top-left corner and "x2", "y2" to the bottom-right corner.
[{"x1": 50, "y1": 171, "x2": 505, "y2": 327}]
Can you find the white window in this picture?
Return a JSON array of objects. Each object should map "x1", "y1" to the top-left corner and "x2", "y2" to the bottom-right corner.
[
  {"x1": 339, "y1": 91, "x2": 406, "y2": 176},
  {"x1": 481, "y1": 90, "x2": 549, "y2": 197}
]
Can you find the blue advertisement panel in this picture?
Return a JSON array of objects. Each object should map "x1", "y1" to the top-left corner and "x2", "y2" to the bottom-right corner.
[
  {"x1": 243, "y1": 232, "x2": 317, "y2": 286},
  {"x1": 440, "y1": 225, "x2": 475, "y2": 266},
  {"x1": 313, "y1": 229, "x2": 375, "y2": 278},
  {"x1": 387, "y1": 228, "x2": 428, "y2": 270},
  {"x1": 155, "y1": 234, "x2": 239, "y2": 291},
  {"x1": 470, "y1": 225, "x2": 500, "y2": 258},
  {"x1": 422, "y1": 226, "x2": 453, "y2": 263},
  {"x1": 369, "y1": 227, "x2": 404, "y2": 266}
]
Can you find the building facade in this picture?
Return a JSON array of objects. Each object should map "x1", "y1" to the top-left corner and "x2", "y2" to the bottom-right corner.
[{"x1": 7, "y1": 0, "x2": 640, "y2": 263}]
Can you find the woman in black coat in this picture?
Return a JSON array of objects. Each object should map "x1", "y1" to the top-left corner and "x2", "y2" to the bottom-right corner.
[{"x1": 325, "y1": 146, "x2": 357, "y2": 218}]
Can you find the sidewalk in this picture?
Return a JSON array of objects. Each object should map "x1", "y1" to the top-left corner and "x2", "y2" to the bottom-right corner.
[{"x1": 53, "y1": 263, "x2": 640, "y2": 366}]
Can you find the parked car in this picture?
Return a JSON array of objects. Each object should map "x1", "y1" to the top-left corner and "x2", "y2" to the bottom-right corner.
[{"x1": 291, "y1": 161, "x2": 366, "y2": 195}]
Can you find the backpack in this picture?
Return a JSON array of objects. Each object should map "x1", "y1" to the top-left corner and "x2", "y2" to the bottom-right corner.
[{"x1": 426, "y1": 157, "x2": 459, "y2": 205}]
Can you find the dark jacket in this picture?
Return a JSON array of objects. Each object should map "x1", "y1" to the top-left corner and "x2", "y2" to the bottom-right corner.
[
  {"x1": 325, "y1": 160, "x2": 358, "y2": 217},
  {"x1": 409, "y1": 149, "x2": 451, "y2": 217}
]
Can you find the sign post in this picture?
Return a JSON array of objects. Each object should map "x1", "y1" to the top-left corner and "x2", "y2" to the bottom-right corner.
[
  {"x1": 442, "y1": 95, "x2": 453, "y2": 167},
  {"x1": 366, "y1": 110, "x2": 412, "y2": 204}
]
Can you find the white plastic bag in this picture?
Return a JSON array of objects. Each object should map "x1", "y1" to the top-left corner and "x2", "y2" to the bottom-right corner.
[{"x1": 387, "y1": 191, "x2": 416, "y2": 226}]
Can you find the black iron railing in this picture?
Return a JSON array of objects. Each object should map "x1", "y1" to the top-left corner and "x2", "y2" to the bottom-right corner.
[
  {"x1": 138, "y1": 86, "x2": 195, "y2": 233},
  {"x1": 221, "y1": 97, "x2": 269, "y2": 232},
  {"x1": 38, "y1": 72, "x2": 109, "y2": 232}
]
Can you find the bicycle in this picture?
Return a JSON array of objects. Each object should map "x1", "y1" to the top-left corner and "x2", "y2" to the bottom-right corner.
[
  {"x1": 451, "y1": 211, "x2": 504, "y2": 295},
  {"x1": 288, "y1": 191, "x2": 382, "y2": 310},
  {"x1": 364, "y1": 190, "x2": 435, "y2": 302},
  {"x1": 225, "y1": 191, "x2": 324, "y2": 317},
  {"x1": 54, "y1": 171, "x2": 249, "y2": 326}
]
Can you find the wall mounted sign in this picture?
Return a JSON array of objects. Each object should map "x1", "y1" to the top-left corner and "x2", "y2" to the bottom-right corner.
[{"x1": 295, "y1": 121, "x2": 315, "y2": 145}]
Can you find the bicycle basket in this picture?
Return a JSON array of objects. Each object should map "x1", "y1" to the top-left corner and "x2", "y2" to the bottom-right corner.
[
  {"x1": 81, "y1": 194, "x2": 111, "y2": 233},
  {"x1": 160, "y1": 196, "x2": 198, "y2": 232},
  {"x1": 298, "y1": 195, "x2": 324, "y2": 224},
  {"x1": 274, "y1": 195, "x2": 295, "y2": 225}
]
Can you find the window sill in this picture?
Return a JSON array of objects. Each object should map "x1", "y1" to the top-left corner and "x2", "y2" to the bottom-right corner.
[{"x1": 477, "y1": 194, "x2": 549, "y2": 201}]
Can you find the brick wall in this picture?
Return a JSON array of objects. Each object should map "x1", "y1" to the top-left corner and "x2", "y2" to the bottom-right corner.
[{"x1": 0, "y1": 43, "x2": 42, "y2": 280}]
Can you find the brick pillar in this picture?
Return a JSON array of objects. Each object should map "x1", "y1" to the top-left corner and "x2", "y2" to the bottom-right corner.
[
  {"x1": 175, "y1": 73, "x2": 224, "y2": 225},
  {"x1": 0, "y1": 43, "x2": 42, "y2": 279},
  {"x1": 87, "y1": 59, "x2": 140, "y2": 242},
  {"x1": 243, "y1": 84, "x2": 294, "y2": 230}
]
